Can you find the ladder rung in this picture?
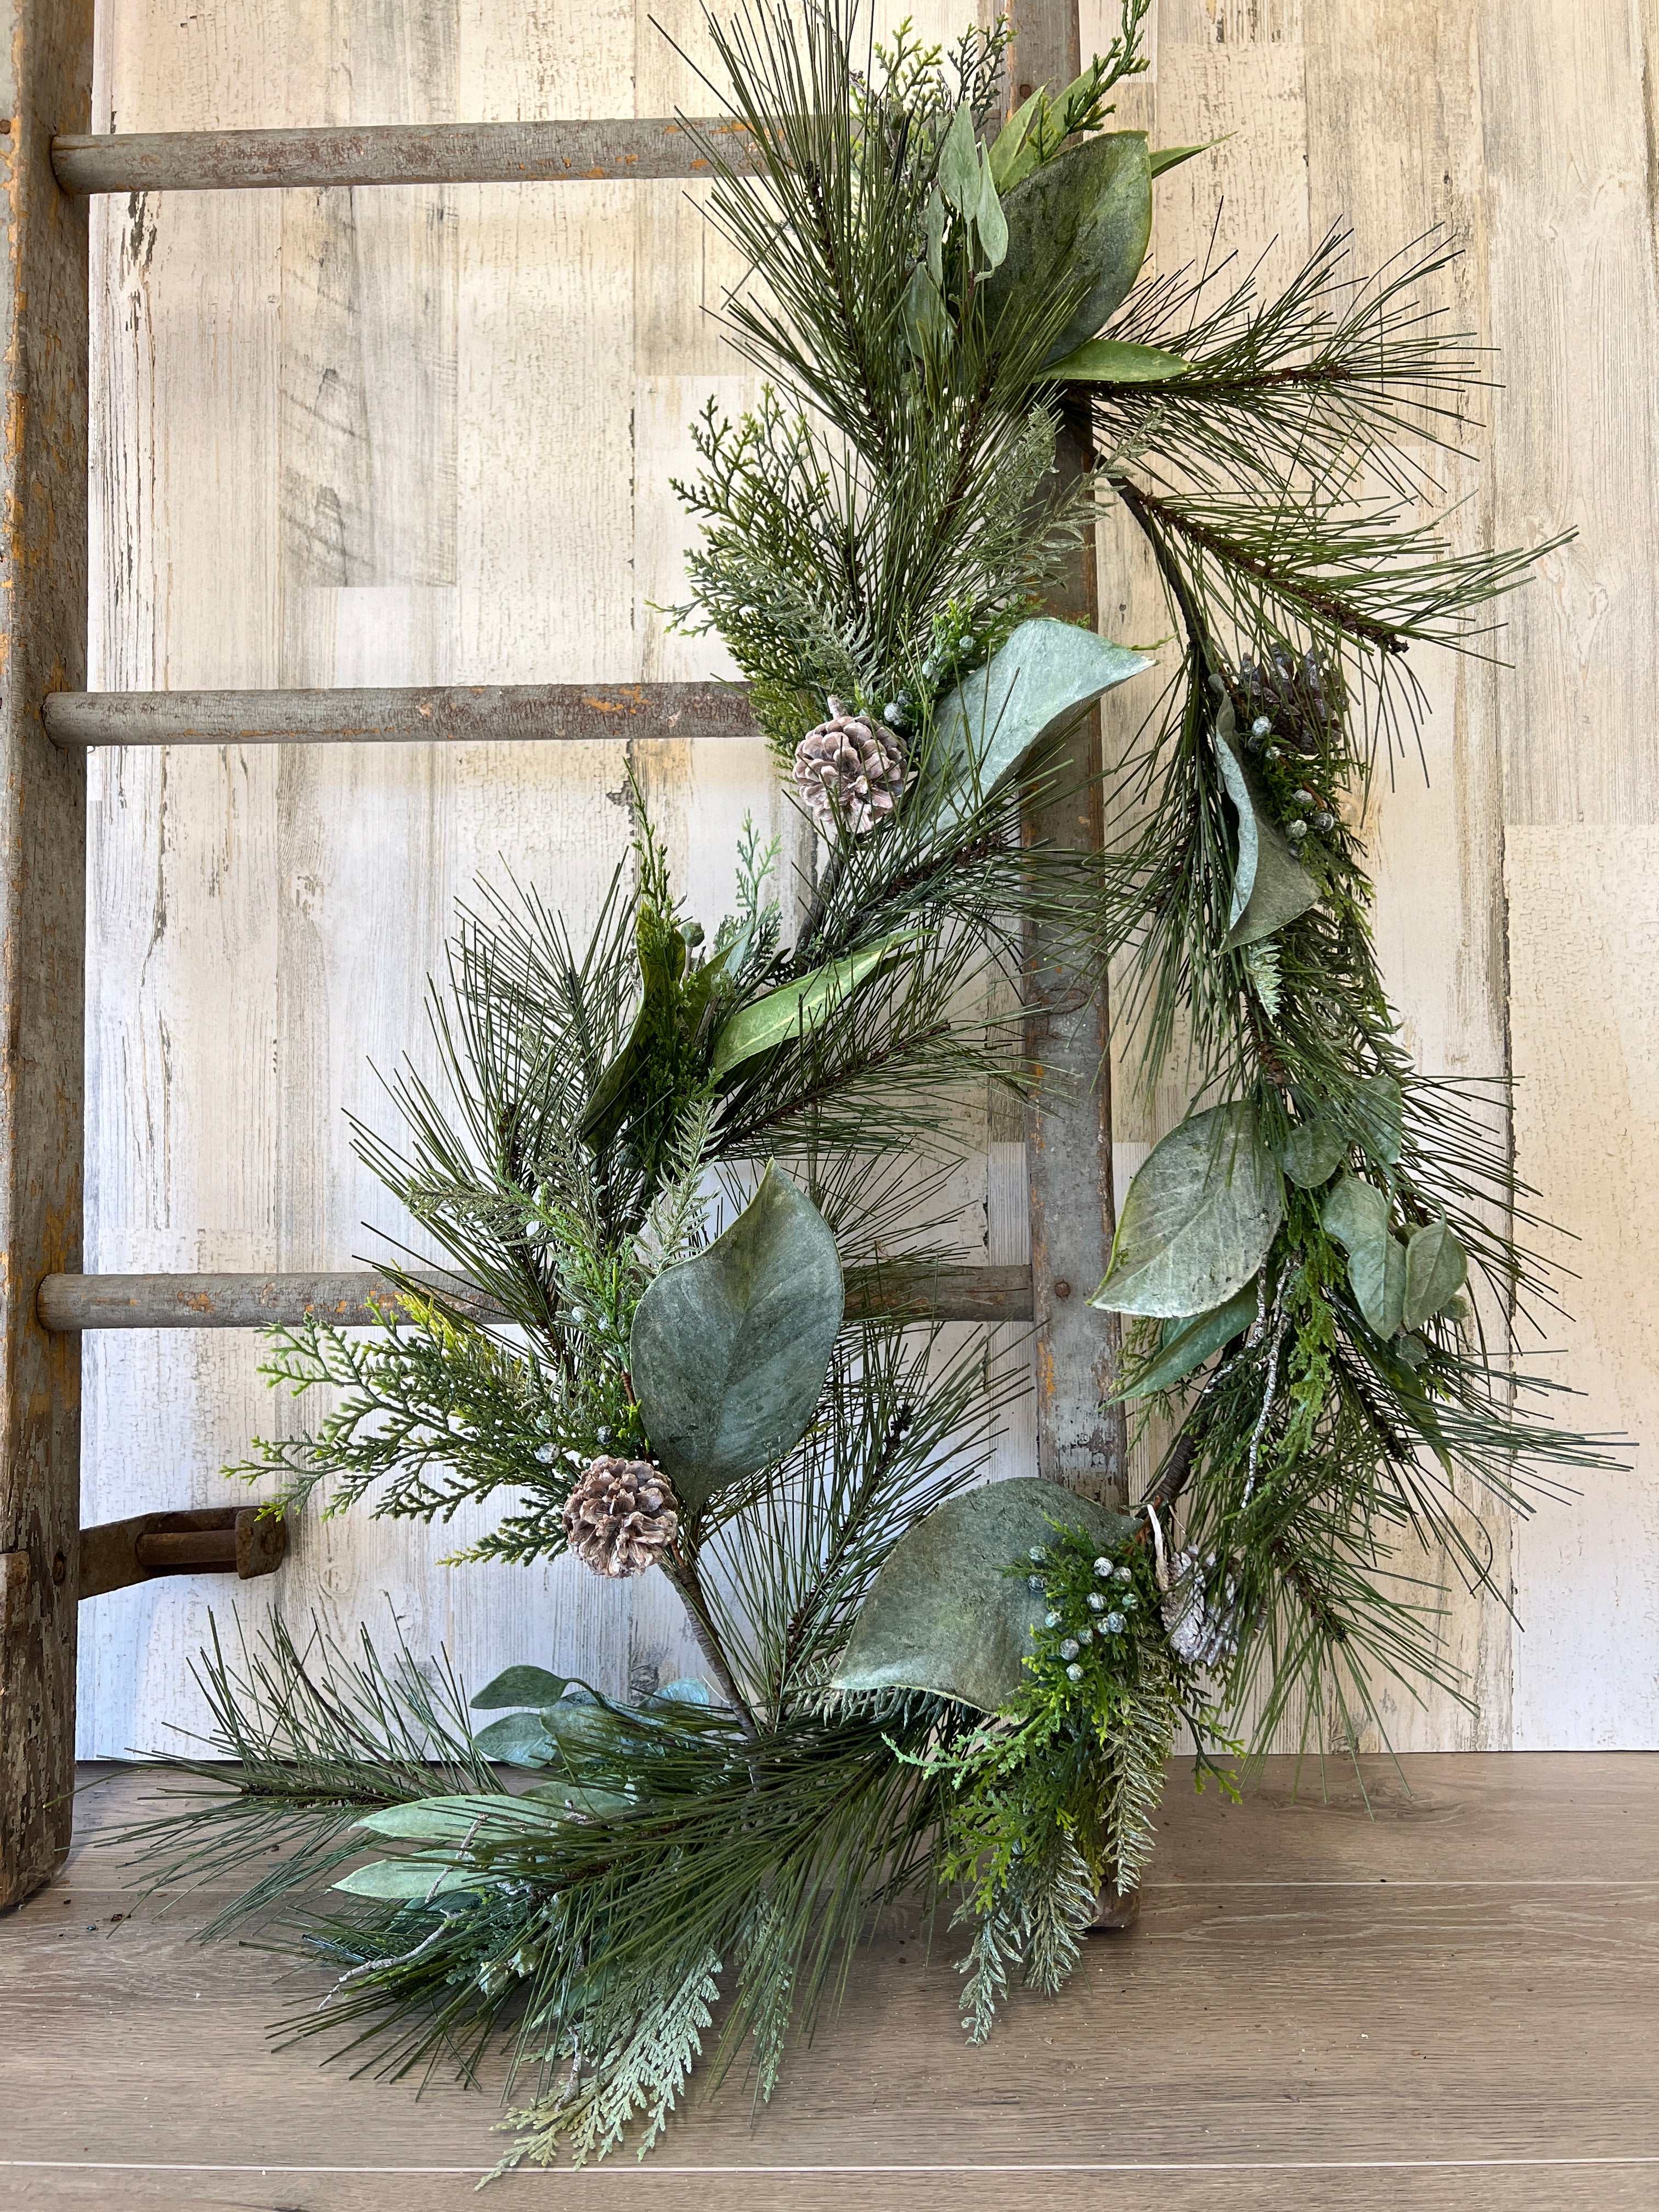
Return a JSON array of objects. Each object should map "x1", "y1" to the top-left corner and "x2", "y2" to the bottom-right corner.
[
  {"x1": 38, "y1": 1266, "x2": 1035, "y2": 1331},
  {"x1": 43, "y1": 683, "x2": 759, "y2": 749},
  {"x1": 51, "y1": 119, "x2": 759, "y2": 197}
]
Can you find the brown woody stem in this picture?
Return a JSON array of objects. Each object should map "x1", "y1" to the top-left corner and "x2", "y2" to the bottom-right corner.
[{"x1": 665, "y1": 1543, "x2": 761, "y2": 1741}]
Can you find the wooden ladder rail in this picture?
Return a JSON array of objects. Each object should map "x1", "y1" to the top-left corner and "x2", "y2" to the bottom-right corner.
[{"x1": 4, "y1": 0, "x2": 1121, "y2": 1910}]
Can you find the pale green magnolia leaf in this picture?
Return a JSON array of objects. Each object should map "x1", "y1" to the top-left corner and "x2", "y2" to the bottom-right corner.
[
  {"x1": 538, "y1": 1697, "x2": 623, "y2": 1753},
  {"x1": 334, "y1": 1856, "x2": 486, "y2": 1901},
  {"x1": 1348, "y1": 1231, "x2": 1408, "y2": 1339},
  {"x1": 709, "y1": 932, "x2": 919, "y2": 1084},
  {"x1": 1403, "y1": 1220, "x2": 1468, "y2": 1332},
  {"x1": 1278, "y1": 1118, "x2": 1347, "y2": 1190},
  {"x1": 902, "y1": 260, "x2": 950, "y2": 352},
  {"x1": 1043, "y1": 338, "x2": 1191, "y2": 382},
  {"x1": 930, "y1": 616, "x2": 1152, "y2": 835},
  {"x1": 986, "y1": 86, "x2": 1042, "y2": 191},
  {"x1": 1090, "y1": 1103, "x2": 1283, "y2": 1319},
  {"x1": 830, "y1": 1478, "x2": 1137, "y2": 1711},
  {"x1": 1116, "y1": 1280, "x2": 1260, "y2": 1401},
  {"x1": 1357, "y1": 1329, "x2": 1453, "y2": 1474},
  {"x1": 938, "y1": 103, "x2": 980, "y2": 213},
  {"x1": 646, "y1": 1677, "x2": 712, "y2": 1709},
  {"x1": 974, "y1": 148, "x2": 1008, "y2": 270},
  {"x1": 524, "y1": 1781, "x2": 634, "y2": 1819},
  {"x1": 1353, "y1": 1073, "x2": 1404, "y2": 1166},
  {"x1": 470, "y1": 1664, "x2": 569, "y2": 1711},
  {"x1": 630, "y1": 1161, "x2": 843, "y2": 1511},
  {"x1": 1215, "y1": 729, "x2": 1319, "y2": 949},
  {"x1": 1150, "y1": 143, "x2": 1208, "y2": 177},
  {"x1": 354, "y1": 1795, "x2": 527, "y2": 1843},
  {"x1": 1321, "y1": 1172, "x2": 1390, "y2": 1254},
  {"x1": 985, "y1": 131, "x2": 1153, "y2": 367},
  {"x1": 472, "y1": 1711, "x2": 556, "y2": 1765}
]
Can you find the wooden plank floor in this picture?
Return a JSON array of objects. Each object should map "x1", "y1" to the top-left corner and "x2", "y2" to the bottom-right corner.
[{"x1": 2, "y1": 1756, "x2": 1656, "y2": 2210}]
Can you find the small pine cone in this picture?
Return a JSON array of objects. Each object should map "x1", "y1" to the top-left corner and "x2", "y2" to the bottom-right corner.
[
  {"x1": 792, "y1": 696, "x2": 905, "y2": 836},
  {"x1": 562, "y1": 1456, "x2": 679, "y2": 1579}
]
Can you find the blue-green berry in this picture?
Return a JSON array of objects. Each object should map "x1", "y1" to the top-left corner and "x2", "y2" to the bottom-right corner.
[
  {"x1": 1059, "y1": 1638, "x2": 1079, "y2": 1660},
  {"x1": 1114, "y1": 1564, "x2": 1133, "y2": 1582},
  {"x1": 1105, "y1": 1611, "x2": 1126, "y2": 1634},
  {"x1": 1045, "y1": 1610, "x2": 1062, "y2": 1628},
  {"x1": 1087, "y1": 1592, "x2": 1107, "y2": 1612},
  {"x1": 1065, "y1": 1663, "x2": 1084, "y2": 1683},
  {"x1": 1093, "y1": 1556, "x2": 1114, "y2": 1576}
]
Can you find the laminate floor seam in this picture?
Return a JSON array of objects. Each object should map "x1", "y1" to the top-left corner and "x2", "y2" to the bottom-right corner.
[{"x1": 7, "y1": 2158, "x2": 1659, "y2": 2178}]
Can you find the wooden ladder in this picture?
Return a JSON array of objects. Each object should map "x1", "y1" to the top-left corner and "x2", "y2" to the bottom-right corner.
[{"x1": 0, "y1": 0, "x2": 1120, "y2": 1909}]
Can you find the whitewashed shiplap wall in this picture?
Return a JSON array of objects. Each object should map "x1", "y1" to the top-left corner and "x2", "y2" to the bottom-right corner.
[{"x1": 80, "y1": 0, "x2": 1659, "y2": 1754}]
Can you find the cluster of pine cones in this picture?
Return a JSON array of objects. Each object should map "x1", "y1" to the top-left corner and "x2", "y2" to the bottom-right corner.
[
  {"x1": 563, "y1": 1455, "x2": 679, "y2": 1578},
  {"x1": 792, "y1": 697, "x2": 906, "y2": 835}
]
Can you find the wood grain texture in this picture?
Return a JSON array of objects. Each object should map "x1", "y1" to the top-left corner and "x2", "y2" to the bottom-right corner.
[
  {"x1": 46, "y1": 680, "x2": 761, "y2": 745},
  {"x1": 0, "y1": 0, "x2": 94, "y2": 1907},
  {"x1": 3, "y1": 1756, "x2": 1658, "y2": 2209},
  {"x1": 53, "y1": 117, "x2": 761, "y2": 194},
  {"x1": 39, "y1": 1262, "x2": 1036, "y2": 1328}
]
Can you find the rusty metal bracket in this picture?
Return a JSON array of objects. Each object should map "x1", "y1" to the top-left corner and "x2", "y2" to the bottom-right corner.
[{"x1": 78, "y1": 1508, "x2": 288, "y2": 1602}]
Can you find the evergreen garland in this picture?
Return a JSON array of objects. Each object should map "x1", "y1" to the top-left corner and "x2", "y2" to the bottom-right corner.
[{"x1": 118, "y1": 0, "x2": 1617, "y2": 2168}]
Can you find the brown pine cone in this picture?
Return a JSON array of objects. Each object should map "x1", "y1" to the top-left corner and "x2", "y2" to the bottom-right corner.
[
  {"x1": 792, "y1": 697, "x2": 905, "y2": 836},
  {"x1": 562, "y1": 1456, "x2": 679, "y2": 1579}
]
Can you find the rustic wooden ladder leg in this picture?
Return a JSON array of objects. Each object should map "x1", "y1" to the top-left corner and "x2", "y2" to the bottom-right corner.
[
  {"x1": 0, "y1": 0, "x2": 94, "y2": 1911},
  {"x1": 1011, "y1": 0, "x2": 1136, "y2": 1931}
]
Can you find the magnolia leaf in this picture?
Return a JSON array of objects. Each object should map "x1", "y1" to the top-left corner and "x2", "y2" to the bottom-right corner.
[
  {"x1": 471, "y1": 1711, "x2": 556, "y2": 1765},
  {"x1": 973, "y1": 149, "x2": 1008, "y2": 270},
  {"x1": 1091, "y1": 1103, "x2": 1283, "y2": 1319},
  {"x1": 1115, "y1": 1280, "x2": 1260, "y2": 1401},
  {"x1": 646, "y1": 1677, "x2": 712, "y2": 1709},
  {"x1": 985, "y1": 131, "x2": 1153, "y2": 366},
  {"x1": 470, "y1": 1664, "x2": 569, "y2": 1711},
  {"x1": 1278, "y1": 1118, "x2": 1347, "y2": 1190},
  {"x1": 1150, "y1": 143, "x2": 1208, "y2": 177},
  {"x1": 1321, "y1": 1172, "x2": 1390, "y2": 1254},
  {"x1": 630, "y1": 1161, "x2": 843, "y2": 1511},
  {"x1": 1044, "y1": 337, "x2": 1191, "y2": 382},
  {"x1": 830, "y1": 1478, "x2": 1137, "y2": 1711},
  {"x1": 931, "y1": 616, "x2": 1151, "y2": 833},
  {"x1": 1403, "y1": 1220, "x2": 1468, "y2": 1331},
  {"x1": 334, "y1": 1856, "x2": 484, "y2": 1901},
  {"x1": 524, "y1": 1781, "x2": 634, "y2": 1819},
  {"x1": 354, "y1": 1795, "x2": 525, "y2": 1843},
  {"x1": 1348, "y1": 1232, "x2": 1408, "y2": 1339},
  {"x1": 539, "y1": 1697, "x2": 627, "y2": 1752},
  {"x1": 987, "y1": 86, "x2": 1042, "y2": 191},
  {"x1": 577, "y1": 915, "x2": 690, "y2": 1153},
  {"x1": 902, "y1": 260, "x2": 950, "y2": 353},
  {"x1": 1215, "y1": 730, "x2": 1319, "y2": 949},
  {"x1": 709, "y1": 932, "x2": 918, "y2": 1084},
  {"x1": 1357, "y1": 1329, "x2": 1453, "y2": 1474},
  {"x1": 1353, "y1": 1073, "x2": 1404, "y2": 1166},
  {"x1": 938, "y1": 103, "x2": 980, "y2": 213}
]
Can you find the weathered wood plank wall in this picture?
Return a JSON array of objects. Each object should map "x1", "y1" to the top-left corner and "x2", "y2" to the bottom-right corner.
[{"x1": 80, "y1": 0, "x2": 1658, "y2": 1754}]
